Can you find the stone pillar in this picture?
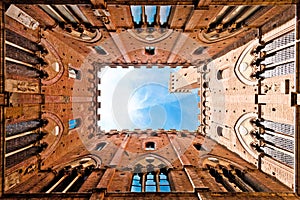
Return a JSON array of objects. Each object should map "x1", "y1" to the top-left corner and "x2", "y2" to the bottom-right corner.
[{"x1": 45, "y1": 174, "x2": 68, "y2": 193}]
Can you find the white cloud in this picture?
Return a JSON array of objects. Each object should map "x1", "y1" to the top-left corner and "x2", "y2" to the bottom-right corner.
[{"x1": 98, "y1": 67, "x2": 199, "y2": 131}]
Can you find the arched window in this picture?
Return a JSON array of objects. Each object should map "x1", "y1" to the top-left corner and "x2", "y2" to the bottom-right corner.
[
  {"x1": 145, "y1": 172, "x2": 156, "y2": 192},
  {"x1": 95, "y1": 142, "x2": 107, "y2": 151},
  {"x1": 159, "y1": 171, "x2": 171, "y2": 192},
  {"x1": 131, "y1": 169, "x2": 171, "y2": 192},
  {"x1": 69, "y1": 118, "x2": 81, "y2": 130},
  {"x1": 131, "y1": 173, "x2": 142, "y2": 192}
]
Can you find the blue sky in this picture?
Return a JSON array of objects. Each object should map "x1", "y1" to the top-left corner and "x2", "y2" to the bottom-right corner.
[{"x1": 98, "y1": 66, "x2": 199, "y2": 131}]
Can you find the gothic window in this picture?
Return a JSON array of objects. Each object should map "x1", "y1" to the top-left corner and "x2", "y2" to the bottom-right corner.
[
  {"x1": 159, "y1": 6, "x2": 171, "y2": 27},
  {"x1": 131, "y1": 173, "x2": 142, "y2": 192},
  {"x1": 95, "y1": 142, "x2": 107, "y2": 151},
  {"x1": 158, "y1": 171, "x2": 171, "y2": 192},
  {"x1": 145, "y1": 142, "x2": 155, "y2": 150},
  {"x1": 145, "y1": 6, "x2": 157, "y2": 26},
  {"x1": 145, "y1": 172, "x2": 156, "y2": 192},
  {"x1": 130, "y1": 6, "x2": 143, "y2": 27},
  {"x1": 131, "y1": 170, "x2": 171, "y2": 192},
  {"x1": 69, "y1": 118, "x2": 81, "y2": 130}
]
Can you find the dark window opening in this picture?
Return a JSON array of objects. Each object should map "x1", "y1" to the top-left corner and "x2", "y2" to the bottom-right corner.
[
  {"x1": 145, "y1": 142, "x2": 155, "y2": 150},
  {"x1": 193, "y1": 143, "x2": 202, "y2": 151},
  {"x1": 193, "y1": 46, "x2": 207, "y2": 55},
  {"x1": 69, "y1": 67, "x2": 81, "y2": 80},
  {"x1": 94, "y1": 46, "x2": 107, "y2": 55},
  {"x1": 145, "y1": 46, "x2": 155, "y2": 55},
  {"x1": 95, "y1": 142, "x2": 107, "y2": 151},
  {"x1": 217, "y1": 126, "x2": 223, "y2": 136},
  {"x1": 217, "y1": 70, "x2": 223, "y2": 80}
]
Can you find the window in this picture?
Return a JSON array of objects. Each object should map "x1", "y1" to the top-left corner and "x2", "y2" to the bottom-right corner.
[
  {"x1": 145, "y1": 46, "x2": 155, "y2": 55},
  {"x1": 6, "y1": 5, "x2": 39, "y2": 30},
  {"x1": 95, "y1": 142, "x2": 107, "y2": 151},
  {"x1": 193, "y1": 46, "x2": 207, "y2": 55},
  {"x1": 130, "y1": 6, "x2": 143, "y2": 27},
  {"x1": 193, "y1": 143, "x2": 202, "y2": 151},
  {"x1": 68, "y1": 67, "x2": 81, "y2": 80},
  {"x1": 69, "y1": 118, "x2": 81, "y2": 130},
  {"x1": 145, "y1": 172, "x2": 156, "y2": 192},
  {"x1": 217, "y1": 70, "x2": 223, "y2": 80},
  {"x1": 217, "y1": 126, "x2": 223, "y2": 136},
  {"x1": 94, "y1": 46, "x2": 107, "y2": 55},
  {"x1": 145, "y1": 142, "x2": 155, "y2": 150},
  {"x1": 131, "y1": 173, "x2": 142, "y2": 192},
  {"x1": 131, "y1": 170, "x2": 171, "y2": 192},
  {"x1": 159, "y1": 171, "x2": 171, "y2": 192},
  {"x1": 159, "y1": 6, "x2": 171, "y2": 26},
  {"x1": 145, "y1": 6, "x2": 157, "y2": 26}
]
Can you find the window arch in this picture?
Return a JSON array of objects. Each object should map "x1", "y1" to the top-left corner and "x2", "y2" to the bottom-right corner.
[{"x1": 95, "y1": 142, "x2": 107, "y2": 151}]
